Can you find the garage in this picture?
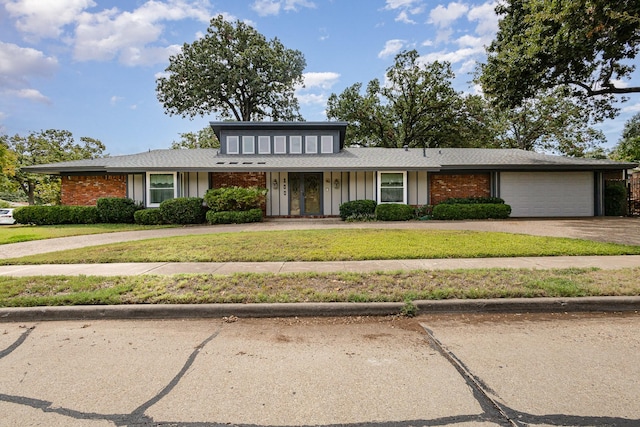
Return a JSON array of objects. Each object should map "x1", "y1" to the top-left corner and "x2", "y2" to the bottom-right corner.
[{"x1": 500, "y1": 171, "x2": 594, "y2": 217}]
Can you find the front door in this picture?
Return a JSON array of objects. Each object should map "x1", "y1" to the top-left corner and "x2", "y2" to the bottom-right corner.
[{"x1": 289, "y1": 173, "x2": 322, "y2": 216}]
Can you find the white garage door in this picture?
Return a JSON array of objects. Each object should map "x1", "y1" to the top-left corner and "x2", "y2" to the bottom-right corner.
[{"x1": 500, "y1": 172, "x2": 594, "y2": 217}]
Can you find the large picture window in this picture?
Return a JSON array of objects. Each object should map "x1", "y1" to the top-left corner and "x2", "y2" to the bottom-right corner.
[
  {"x1": 378, "y1": 171, "x2": 406, "y2": 204},
  {"x1": 147, "y1": 172, "x2": 177, "y2": 207}
]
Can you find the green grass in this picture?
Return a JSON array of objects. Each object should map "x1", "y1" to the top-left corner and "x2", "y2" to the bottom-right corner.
[
  {"x1": 2, "y1": 229, "x2": 639, "y2": 265},
  {"x1": 0, "y1": 223, "x2": 175, "y2": 245},
  {"x1": 1, "y1": 268, "x2": 638, "y2": 307}
]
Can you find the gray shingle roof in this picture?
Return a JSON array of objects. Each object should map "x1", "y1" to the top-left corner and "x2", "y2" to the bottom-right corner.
[{"x1": 23, "y1": 147, "x2": 637, "y2": 174}]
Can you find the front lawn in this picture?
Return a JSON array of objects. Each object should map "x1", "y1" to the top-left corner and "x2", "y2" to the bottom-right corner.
[
  {"x1": 2, "y1": 229, "x2": 639, "y2": 265},
  {"x1": 0, "y1": 224, "x2": 175, "y2": 245}
]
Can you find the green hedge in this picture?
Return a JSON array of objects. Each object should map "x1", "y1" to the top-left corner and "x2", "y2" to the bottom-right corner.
[
  {"x1": 432, "y1": 203, "x2": 512, "y2": 220},
  {"x1": 206, "y1": 209, "x2": 263, "y2": 224},
  {"x1": 96, "y1": 197, "x2": 141, "y2": 223},
  {"x1": 604, "y1": 182, "x2": 627, "y2": 216},
  {"x1": 159, "y1": 197, "x2": 206, "y2": 224},
  {"x1": 204, "y1": 187, "x2": 267, "y2": 213},
  {"x1": 439, "y1": 197, "x2": 505, "y2": 205},
  {"x1": 134, "y1": 209, "x2": 165, "y2": 225},
  {"x1": 13, "y1": 205, "x2": 98, "y2": 225},
  {"x1": 339, "y1": 199, "x2": 377, "y2": 220},
  {"x1": 375, "y1": 203, "x2": 415, "y2": 221}
]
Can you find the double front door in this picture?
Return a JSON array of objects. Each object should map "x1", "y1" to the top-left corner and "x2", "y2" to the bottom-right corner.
[{"x1": 289, "y1": 173, "x2": 322, "y2": 216}]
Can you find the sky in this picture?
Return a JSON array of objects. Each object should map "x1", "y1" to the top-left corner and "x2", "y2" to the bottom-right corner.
[{"x1": 0, "y1": 0, "x2": 639, "y2": 156}]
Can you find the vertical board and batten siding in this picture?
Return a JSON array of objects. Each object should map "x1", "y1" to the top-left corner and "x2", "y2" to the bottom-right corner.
[
  {"x1": 323, "y1": 171, "x2": 349, "y2": 215},
  {"x1": 181, "y1": 172, "x2": 210, "y2": 198},
  {"x1": 499, "y1": 171, "x2": 594, "y2": 217},
  {"x1": 348, "y1": 171, "x2": 376, "y2": 202},
  {"x1": 408, "y1": 171, "x2": 429, "y2": 206},
  {"x1": 265, "y1": 171, "x2": 290, "y2": 216},
  {"x1": 127, "y1": 174, "x2": 145, "y2": 205}
]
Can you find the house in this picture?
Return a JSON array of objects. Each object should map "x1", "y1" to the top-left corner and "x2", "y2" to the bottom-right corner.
[{"x1": 25, "y1": 121, "x2": 638, "y2": 217}]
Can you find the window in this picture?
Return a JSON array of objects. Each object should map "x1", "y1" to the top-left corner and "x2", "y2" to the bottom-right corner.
[
  {"x1": 378, "y1": 171, "x2": 406, "y2": 204},
  {"x1": 321, "y1": 135, "x2": 333, "y2": 153},
  {"x1": 305, "y1": 135, "x2": 317, "y2": 153},
  {"x1": 274, "y1": 136, "x2": 286, "y2": 154},
  {"x1": 290, "y1": 136, "x2": 302, "y2": 154},
  {"x1": 147, "y1": 172, "x2": 177, "y2": 207},
  {"x1": 258, "y1": 136, "x2": 271, "y2": 154},
  {"x1": 227, "y1": 136, "x2": 239, "y2": 154},
  {"x1": 242, "y1": 136, "x2": 255, "y2": 154}
]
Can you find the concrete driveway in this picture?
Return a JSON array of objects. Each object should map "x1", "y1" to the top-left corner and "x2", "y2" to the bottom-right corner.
[
  {"x1": 1, "y1": 313, "x2": 638, "y2": 426},
  {"x1": 1, "y1": 217, "x2": 639, "y2": 259}
]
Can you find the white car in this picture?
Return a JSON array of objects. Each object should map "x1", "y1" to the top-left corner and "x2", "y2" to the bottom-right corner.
[{"x1": 0, "y1": 208, "x2": 16, "y2": 225}]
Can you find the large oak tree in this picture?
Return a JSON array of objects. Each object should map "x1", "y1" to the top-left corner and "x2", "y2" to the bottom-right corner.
[
  {"x1": 156, "y1": 15, "x2": 306, "y2": 122},
  {"x1": 479, "y1": 0, "x2": 640, "y2": 120}
]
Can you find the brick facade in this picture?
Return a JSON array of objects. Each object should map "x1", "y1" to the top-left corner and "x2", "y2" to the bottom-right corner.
[
  {"x1": 429, "y1": 173, "x2": 491, "y2": 205},
  {"x1": 61, "y1": 175, "x2": 127, "y2": 206},
  {"x1": 210, "y1": 172, "x2": 267, "y2": 188}
]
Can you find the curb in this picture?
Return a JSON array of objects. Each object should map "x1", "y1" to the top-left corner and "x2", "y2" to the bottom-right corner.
[{"x1": 1, "y1": 296, "x2": 639, "y2": 322}]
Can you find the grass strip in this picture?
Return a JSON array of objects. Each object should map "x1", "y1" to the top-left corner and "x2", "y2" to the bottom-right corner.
[
  {"x1": 2, "y1": 229, "x2": 639, "y2": 265},
  {"x1": 1, "y1": 268, "x2": 638, "y2": 307}
]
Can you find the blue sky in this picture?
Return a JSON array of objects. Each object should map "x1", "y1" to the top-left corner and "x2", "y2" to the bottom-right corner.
[{"x1": 1, "y1": 0, "x2": 638, "y2": 155}]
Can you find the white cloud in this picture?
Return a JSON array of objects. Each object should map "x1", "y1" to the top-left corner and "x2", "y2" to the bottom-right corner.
[
  {"x1": 0, "y1": 42, "x2": 58, "y2": 79},
  {"x1": 419, "y1": 47, "x2": 480, "y2": 65},
  {"x1": 467, "y1": 2, "x2": 499, "y2": 36},
  {"x1": 4, "y1": 0, "x2": 96, "y2": 39},
  {"x1": 622, "y1": 103, "x2": 640, "y2": 113},
  {"x1": 251, "y1": 0, "x2": 315, "y2": 16},
  {"x1": 110, "y1": 95, "x2": 123, "y2": 106},
  {"x1": 303, "y1": 72, "x2": 340, "y2": 89},
  {"x1": 384, "y1": 0, "x2": 424, "y2": 24},
  {"x1": 428, "y1": 2, "x2": 469, "y2": 28},
  {"x1": 296, "y1": 92, "x2": 326, "y2": 105},
  {"x1": 73, "y1": 0, "x2": 211, "y2": 66},
  {"x1": 378, "y1": 39, "x2": 405, "y2": 58},
  {"x1": 395, "y1": 11, "x2": 416, "y2": 24},
  {"x1": 8, "y1": 88, "x2": 51, "y2": 104},
  {"x1": 384, "y1": 0, "x2": 420, "y2": 10}
]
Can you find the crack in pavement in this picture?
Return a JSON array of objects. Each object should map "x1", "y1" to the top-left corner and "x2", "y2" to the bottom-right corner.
[{"x1": 0, "y1": 325, "x2": 34, "y2": 359}]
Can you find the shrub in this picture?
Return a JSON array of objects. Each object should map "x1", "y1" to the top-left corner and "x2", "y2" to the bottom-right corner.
[
  {"x1": 375, "y1": 203, "x2": 415, "y2": 221},
  {"x1": 414, "y1": 205, "x2": 433, "y2": 219},
  {"x1": 134, "y1": 208, "x2": 165, "y2": 225},
  {"x1": 604, "y1": 181, "x2": 627, "y2": 216},
  {"x1": 0, "y1": 200, "x2": 10, "y2": 208},
  {"x1": 206, "y1": 208, "x2": 263, "y2": 224},
  {"x1": 439, "y1": 197, "x2": 505, "y2": 205},
  {"x1": 204, "y1": 187, "x2": 267, "y2": 213},
  {"x1": 96, "y1": 197, "x2": 141, "y2": 223},
  {"x1": 338, "y1": 199, "x2": 377, "y2": 220},
  {"x1": 13, "y1": 205, "x2": 98, "y2": 225},
  {"x1": 432, "y1": 203, "x2": 512, "y2": 220},
  {"x1": 159, "y1": 197, "x2": 206, "y2": 224}
]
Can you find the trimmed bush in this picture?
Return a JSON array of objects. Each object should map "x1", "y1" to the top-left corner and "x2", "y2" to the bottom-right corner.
[
  {"x1": 206, "y1": 208, "x2": 263, "y2": 224},
  {"x1": 96, "y1": 197, "x2": 141, "y2": 223},
  {"x1": 134, "y1": 208, "x2": 165, "y2": 225},
  {"x1": 375, "y1": 203, "x2": 415, "y2": 221},
  {"x1": 432, "y1": 203, "x2": 511, "y2": 220},
  {"x1": 604, "y1": 181, "x2": 627, "y2": 216},
  {"x1": 159, "y1": 197, "x2": 206, "y2": 224},
  {"x1": 439, "y1": 197, "x2": 505, "y2": 205},
  {"x1": 204, "y1": 186, "x2": 267, "y2": 213},
  {"x1": 339, "y1": 199, "x2": 377, "y2": 220},
  {"x1": 13, "y1": 205, "x2": 98, "y2": 225}
]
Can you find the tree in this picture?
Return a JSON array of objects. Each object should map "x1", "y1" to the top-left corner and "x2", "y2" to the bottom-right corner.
[
  {"x1": 492, "y1": 91, "x2": 607, "y2": 156},
  {"x1": 156, "y1": 15, "x2": 306, "y2": 122},
  {"x1": 4, "y1": 129, "x2": 105, "y2": 205},
  {"x1": 611, "y1": 112, "x2": 640, "y2": 162},
  {"x1": 171, "y1": 126, "x2": 220, "y2": 149},
  {"x1": 479, "y1": 0, "x2": 640, "y2": 120},
  {"x1": 326, "y1": 50, "x2": 470, "y2": 148}
]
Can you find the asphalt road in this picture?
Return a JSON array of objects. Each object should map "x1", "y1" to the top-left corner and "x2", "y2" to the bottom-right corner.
[{"x1": 1, "y1": 312, "x2": 639, "y2": 426}]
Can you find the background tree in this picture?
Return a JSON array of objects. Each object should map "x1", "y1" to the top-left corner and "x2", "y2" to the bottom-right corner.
[
  {"x1": 4, "y1": 129, "x2": 105, "y2": 205},
  {"x1": 327, "y1": 50, "x2": 469, "y2": 148},
  {"x1": 171, "y1": 126, "x2": 220, "y2": 149},
  {"x1": 611, "y1": 112, "x2": 640, "y2": 162},
  {"x1": 479, "y1": 0, "x2": 640, "y2": 120},
  {"x1": 492, "y1": 91, "x2": 607, "y2": 156},
  {"x1": 156, "y1": 15, "x2": 306, "y2": 122}
]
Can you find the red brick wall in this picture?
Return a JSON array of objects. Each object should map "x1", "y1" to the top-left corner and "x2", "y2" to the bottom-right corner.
[
  {"x1": 61, "y1": 175, "x2": 127, "y2": 206},
  {"x1": 429, "y1": 173, "x2": 491, "y2": 205},
  {"x1": 210, "y1": 172, "x2": 266, "y2": 188}
]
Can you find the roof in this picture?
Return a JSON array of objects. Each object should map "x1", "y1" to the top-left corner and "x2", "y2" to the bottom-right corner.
[{"x1": 23, "y1": 147, "x2": 638, "y2": 174}]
